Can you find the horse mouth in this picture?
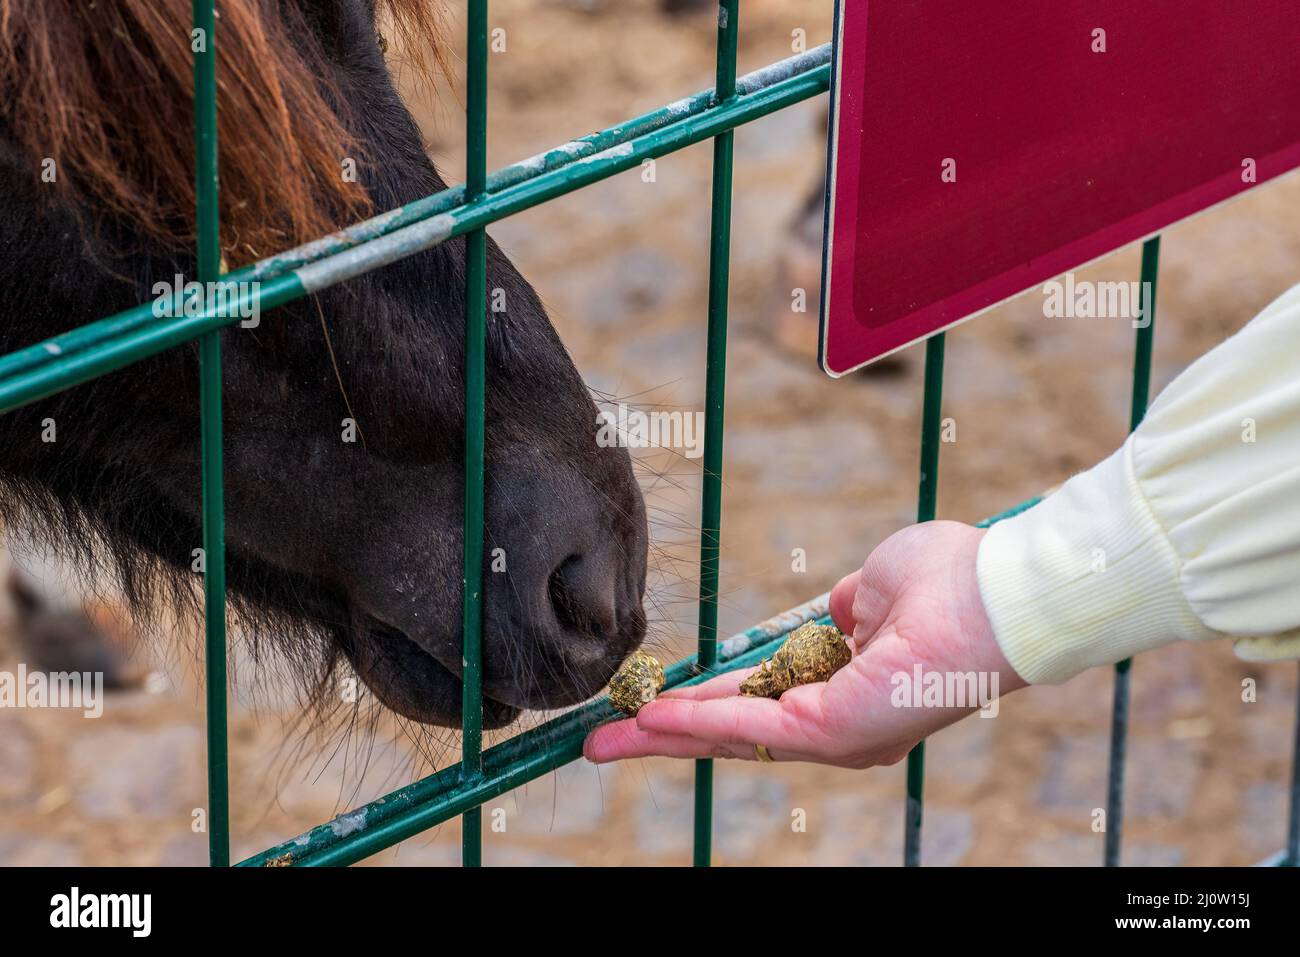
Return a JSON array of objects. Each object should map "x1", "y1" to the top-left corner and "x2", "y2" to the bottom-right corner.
[
  {"x1": 346, "y1": 587, "x2": 644, "y2": 727},
  {"x1": 349, "y1": 619, "x2": 521, "y2": 729}
]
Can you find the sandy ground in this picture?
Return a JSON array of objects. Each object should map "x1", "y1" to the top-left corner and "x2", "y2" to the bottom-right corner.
[{"x1": 2, "y1": 0, "x2": 1299, "y2": 866}]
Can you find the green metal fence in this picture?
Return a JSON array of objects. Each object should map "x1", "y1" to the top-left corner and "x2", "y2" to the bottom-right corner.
[{"x1": 2, "y1": 0, "x2": 1297, "y2": 868}]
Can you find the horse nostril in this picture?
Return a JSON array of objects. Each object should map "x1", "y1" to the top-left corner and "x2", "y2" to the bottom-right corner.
[
  {"x1": 547, "y1": 554, "x2": 583, "y2": 631},
  {"x1": 547, "y1": 553, "x2": 615, "y2": 637}
]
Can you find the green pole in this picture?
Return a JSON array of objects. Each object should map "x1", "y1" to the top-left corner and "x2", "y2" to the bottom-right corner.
[
  {"x1": 903, "y1": 333, "x2": 946, "y2": 866},
  {"x1": 460, "y1": 0, "x2": 489, "y2": 868},
  {"x1": 192, "y1": 0, "x2": 229, "y2": 868},
  {"x1": 693, "y1": 0, "x2": 739, "y2": 870},
  {"x1": 1105, "y1": 235, "x2": 1160, "y2": 866}
]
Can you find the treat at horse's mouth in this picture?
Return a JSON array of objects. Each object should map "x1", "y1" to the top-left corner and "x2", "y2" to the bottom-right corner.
[
  {"x1": 608, "y1": 650, "x2": 665, "y2": 716},
  {"x1": 740, "y1": 622, "x2": 851, "y2": 699}
]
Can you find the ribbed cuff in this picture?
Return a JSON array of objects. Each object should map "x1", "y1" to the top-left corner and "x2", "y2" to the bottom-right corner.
[{"x1": 976, "y1": 441, "x2": 1221, "y2": 685}]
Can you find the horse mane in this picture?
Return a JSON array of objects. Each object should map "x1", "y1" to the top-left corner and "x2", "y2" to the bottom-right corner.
[{"x1": 0, "y1": 0, "x2": 447, "y2": 265}]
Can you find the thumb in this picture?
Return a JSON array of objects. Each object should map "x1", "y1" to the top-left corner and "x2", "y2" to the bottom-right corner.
[
  {"x1": 830, "y1": 564, "x2": 893, "y2": 650},
  {"x1": 832, "y1": 550, "x2": 898, "y2": 651},
  {"x1": 829, "y1": 570, "x2": 859, "y2": 635}
]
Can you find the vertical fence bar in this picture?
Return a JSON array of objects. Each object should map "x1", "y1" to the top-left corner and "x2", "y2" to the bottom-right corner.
[
  {"x1": 460, "y1": 0, "x2": 489, "y2": 868},
  {"x1": 1104, "y1": 235, "x2": 1160, "y2": 867},
  {"x1": 903, "y1": 333, "x2": 946, "y2": 866},
  {"x1": 693, "y1": 0, "x2": 740, "y2": 869},
  {"x1": 1103, "y1": 655, "x2": 1132, "y2": 866},
  {"x1": 192, "y1": 0, "x2": 230, "y2": 869}
]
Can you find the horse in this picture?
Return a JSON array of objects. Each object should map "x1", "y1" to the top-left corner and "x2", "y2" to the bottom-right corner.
[{"x1": 0, "y1": 0, "x2": 649, "y2": 730}]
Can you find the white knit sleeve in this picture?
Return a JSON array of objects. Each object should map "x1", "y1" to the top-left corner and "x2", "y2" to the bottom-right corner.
[{"x1": 976, "y1": 283, "x2": 1300, "y2": 684}]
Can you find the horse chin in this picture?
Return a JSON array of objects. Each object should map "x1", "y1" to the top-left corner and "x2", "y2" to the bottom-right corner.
[{"x1": 344, "y1": 622, "x2": 521, "y2": 729}]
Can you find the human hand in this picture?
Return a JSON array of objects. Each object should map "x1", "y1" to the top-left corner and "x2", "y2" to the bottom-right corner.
[{"x1": 583, "y1": 521, "x2": 1026, "y2": 768}]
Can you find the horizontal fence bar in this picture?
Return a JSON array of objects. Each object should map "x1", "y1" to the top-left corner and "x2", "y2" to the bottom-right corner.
[
  {"x1": 0, "y1": 53, "x2": 829, "y2": 414},
  {"x1": 240, "y1": 592, "x2": 836, "y2": 867},
  {"x1": 0, "y1": 45, "x2": 831, "y2": 397},
  {"x1": 974, "y1": 497, "x2": 1043, "y2": 528},
  {"x1": 7, "y1": 27, "x2": 1291, "y2": 872},
  {"x1": 241, "y1": 476, "x2": 1299, "y2": 868},
  {"x1": 241, "y1": 483, "x2": 1059, "y2": 868}
]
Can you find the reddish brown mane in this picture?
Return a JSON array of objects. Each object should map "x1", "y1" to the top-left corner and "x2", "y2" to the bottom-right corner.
[{"x1": 0, "y1": 0, "x2": 446, "y2": 265}]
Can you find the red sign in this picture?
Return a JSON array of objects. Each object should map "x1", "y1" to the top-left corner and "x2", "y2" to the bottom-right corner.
[{"x1": 820, "y1": 1, "x2": 1300, "y2": 376}]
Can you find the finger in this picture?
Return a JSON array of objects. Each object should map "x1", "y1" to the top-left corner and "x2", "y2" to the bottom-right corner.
[
  {"x1": 851, "y1": 555, "x2": 894, "y2": 650},
  {"x1": 829, "y1": 571, "x2": 859, "y2": 635},
  {"x1": 584, "y1": 719, "x2": 817, "y2": 764},
  {"x1": 661, "y1": 667, "x2": 754, "y2": 701},
  {"x1": 721, "y1": 743, "x2": 821, "y2": 763},
  {"x1": 634, "y1": 695, "x2": 811, "y2": 753},
  {"x1": 584, "y1": 719, "x2": 717, "y2": 762}
]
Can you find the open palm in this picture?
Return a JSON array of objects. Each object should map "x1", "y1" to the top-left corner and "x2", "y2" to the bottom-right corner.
[{"x1": 584, "y1": 522, "x2": 1025, "y2": 768}]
